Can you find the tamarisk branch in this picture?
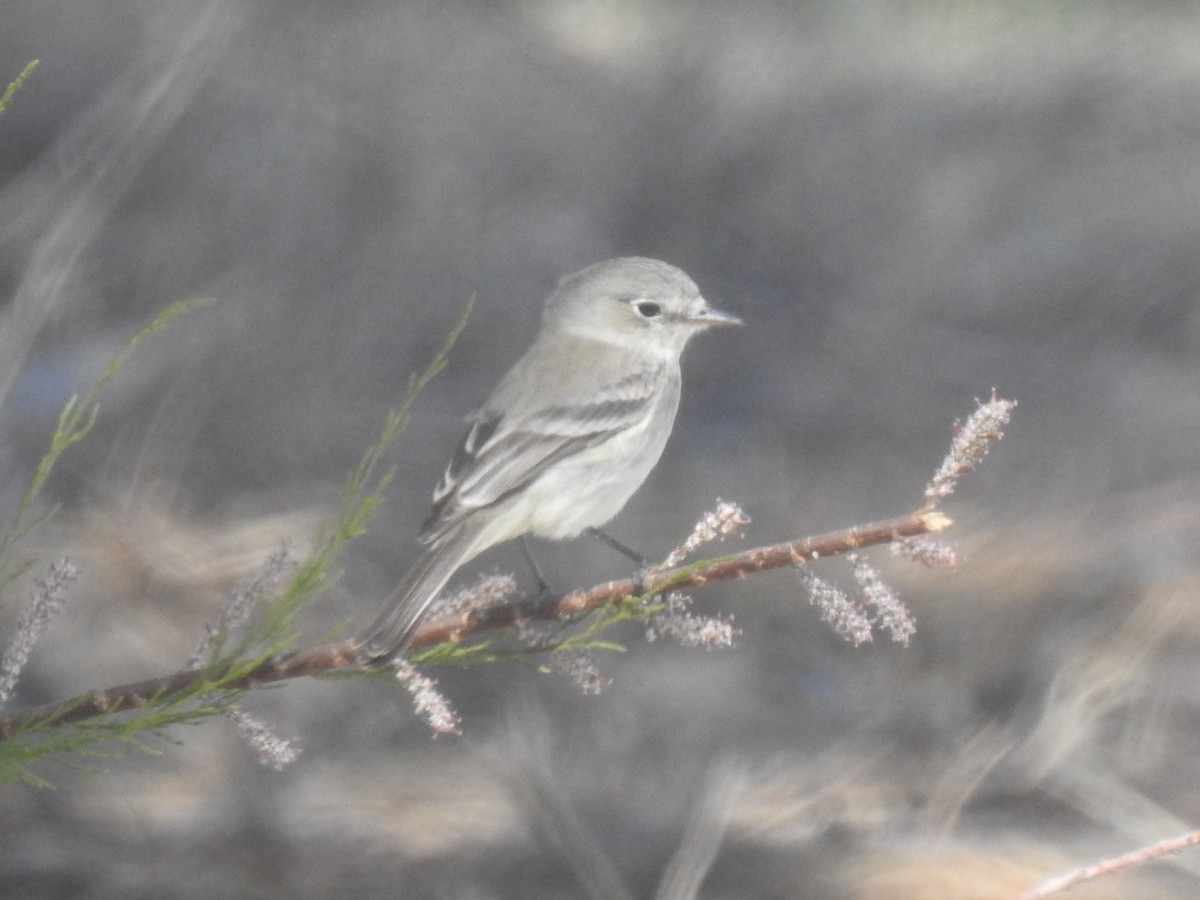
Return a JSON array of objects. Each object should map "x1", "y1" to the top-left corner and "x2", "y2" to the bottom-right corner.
[
  {"x1": 0, "y1": 508, "x2": 949, "y2": 737},
  {"x1": 0, "y1": 394, "x2": 1014, "y2": 739}
]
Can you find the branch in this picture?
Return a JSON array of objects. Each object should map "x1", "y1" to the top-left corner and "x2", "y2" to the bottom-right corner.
[
  {"x1": 1, "y1": 392, "x2": 1014, "y2": 751},
  {"x1": 0, "y1": 508, "x2": 948, "y2": 737},
  {"x1": 408, "y1": 508, "x2": 950, "y2": 647},
  {"x1": 1019, "y1": 828, "x2": 1200, "y2": 898}
]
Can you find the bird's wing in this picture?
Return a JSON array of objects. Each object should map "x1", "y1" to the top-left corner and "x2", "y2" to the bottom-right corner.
[{"x1": 419, "y1": 370, "x2": 659, "y2": 542}]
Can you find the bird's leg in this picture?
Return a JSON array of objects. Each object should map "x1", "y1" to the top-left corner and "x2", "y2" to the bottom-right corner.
[
  {"x1": 585, "y1": 527, "x2": 649, "y2": 566},
  {"x1": 585, "y1": 526, "x2": 655, "y2": 595},
  {"x1": 520, "y1": 536, "x2": 554, "y2": 599}
]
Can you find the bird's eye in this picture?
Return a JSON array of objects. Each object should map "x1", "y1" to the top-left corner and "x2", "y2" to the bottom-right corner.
[{"x1": 634, "y1": 300, "x2": 663, "y2": 319}]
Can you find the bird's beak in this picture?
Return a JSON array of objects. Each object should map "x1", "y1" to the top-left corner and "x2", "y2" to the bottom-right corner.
[{"x1": 690, "y1": 305, "x2": 742, "y2": 328}]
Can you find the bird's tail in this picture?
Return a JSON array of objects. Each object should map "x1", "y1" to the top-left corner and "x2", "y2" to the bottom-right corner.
[{"x1": 358, "y1": 523, "x2": 485, "y2": 662}]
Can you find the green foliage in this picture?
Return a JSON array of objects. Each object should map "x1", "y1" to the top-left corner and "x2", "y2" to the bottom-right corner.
[
  {"x1": 0, "y1": 60, "x2": 38, "y2": 118},
  {"x1": 0, "y1": 299, "x2": 215, "y2": 597},
  {"x1": 0, "y1": 300, "x2": 215, "y2": 783},
  {"x1": 1, "y1": 687, "x2": 225, "y2": 788},
  {"x1": 189, "y1": 292, "x2": 476, "y2": 674},
  {"x1": 0, "y1": 295, "x2": 475, "y2": 785}
]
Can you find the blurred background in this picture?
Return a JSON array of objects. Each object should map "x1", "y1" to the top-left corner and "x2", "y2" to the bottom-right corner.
[{"x1": 2, "y1": 1, "x2": 1199, "y2": 897}]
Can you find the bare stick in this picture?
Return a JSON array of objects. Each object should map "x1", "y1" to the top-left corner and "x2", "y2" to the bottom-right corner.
[{"x1": 1019, "y1": 828, "x2": 1200, "y2": 898}]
